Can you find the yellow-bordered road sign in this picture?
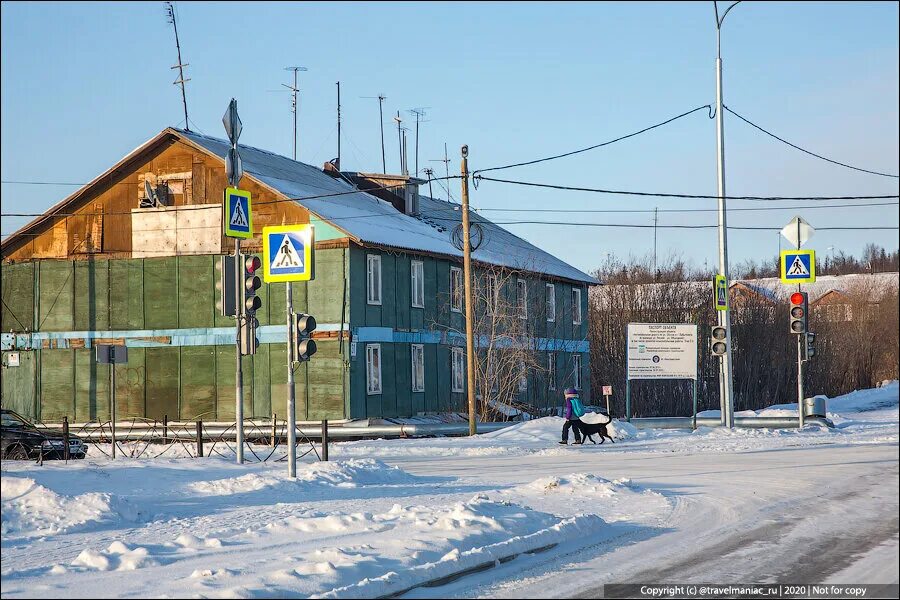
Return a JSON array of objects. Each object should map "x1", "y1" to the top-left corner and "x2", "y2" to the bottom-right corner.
[
  {"x1": 781, "y1": 249, "x2": 816, "y2": 284},
  {"x1": 224, "y1": 187, "x2": 253, "y2": 239},
  {"x1": 714, "y1": 274, "x2": 728, "y2": 310},
  {"x1": 262, "y1": 224, "x2": 315, "y2": 283}
]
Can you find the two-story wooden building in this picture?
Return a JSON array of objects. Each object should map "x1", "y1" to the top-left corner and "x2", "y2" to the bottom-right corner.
[{"x1": 1, "y1": 128, "x2": 596, "y2": 423}]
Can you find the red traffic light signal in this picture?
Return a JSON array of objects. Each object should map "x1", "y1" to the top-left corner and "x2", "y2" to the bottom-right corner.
[
  {"x1": 245, "y1": 255, "x2": 262, "y2": 274},
  {"x1": 789, "y1": 291, "x2": 808, "y2": 334}
]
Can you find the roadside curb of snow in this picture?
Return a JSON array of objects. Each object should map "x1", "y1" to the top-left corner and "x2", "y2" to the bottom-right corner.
[{"x1": 311, "y1": 513, "x2": 605, "y2": 599}]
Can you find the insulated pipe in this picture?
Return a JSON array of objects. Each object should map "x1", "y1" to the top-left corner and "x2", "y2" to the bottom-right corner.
[{"x1": 628, "y1": 416, "x2": 834, "y2": 429}]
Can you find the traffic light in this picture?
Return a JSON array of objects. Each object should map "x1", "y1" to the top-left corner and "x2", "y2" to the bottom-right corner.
[
  {"x1": 804, "y1": 331, "x2": 816, "y2": 360},
  {"x1": 215, "y1": 255, "x2": 237, "y2": 317},
  {"x1": 243, "y1": 255, "x2": 262, "y2": 314},
  {"x1": 789, "y1": 291, "x2": 808, "y2": 334},
  {"x1": 711, "y1": 325, "x2": 727, "y2": 356},
  {"x1": 291, "y1": 312, "x2": 317, "y2": 362},
  {"x1": 240, "y1": 315, "x2": 259, "y2": 356}
]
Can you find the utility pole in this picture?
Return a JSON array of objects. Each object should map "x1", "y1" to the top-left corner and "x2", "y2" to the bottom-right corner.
[
  {"x1": 460, "y1": 146, "x2": 477, "y2": 436},
  {"x1": 653, "y1": 206, "x2": 659, "y2": 280},
  {"x1": 336, "y1": 82, "x2": 341, "y2": 170},
  {"x1": 713, "y1": 1, "x2": 740, "y2": 429},
  {"x1": 362, "y1": 94, "x2": 387, "y2": 172},
  {"x1": 283, "y1": 67, "x2": 308, "y2": 161},
  {"x1": 424, "y1": 167, "x2": 435, "y2": 199},
  {"x1": 165, "y1": 2, "x2": 190, "y2": 130}
]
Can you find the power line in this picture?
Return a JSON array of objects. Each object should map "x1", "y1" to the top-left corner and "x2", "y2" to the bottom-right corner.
[
  {"x1": 473, "y1": 200, "x2": 899, "y2": 214},
  {"x1": 474, "y1": 175, "x2": 900, "y2": 201},
  {"x1": 423, "y1": 217, "x2": 900, "y2": 231},
  {"x1": 725, "y1": 105, "x2": 900, "y2": 179},
  {"x1": 472, "y1": 104, "x2": 714, "y2": 176}
]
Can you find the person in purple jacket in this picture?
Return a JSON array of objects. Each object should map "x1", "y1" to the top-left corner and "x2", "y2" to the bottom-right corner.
[{"x1": 559, "y1": 387, "x2": 584, "y2": 445}]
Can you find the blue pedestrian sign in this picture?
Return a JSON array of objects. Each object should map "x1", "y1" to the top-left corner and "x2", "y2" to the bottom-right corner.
[
  {"x1": 262, "y1": 224, "x2": 315, "y2": 283},
  {"x1": 780, "y1": 249, "x2": 816, "y2": 284},
  {"x1": 224, "y1": 187, "x2": 252, "y2": 239}
]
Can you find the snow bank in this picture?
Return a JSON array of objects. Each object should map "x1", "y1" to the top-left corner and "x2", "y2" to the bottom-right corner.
[
  {"x1": 480, "y1": 416, "x2": 635, "y2": 444},
  {"x1": 188, "y1": 458, "x2": 418, "y2": 496},
  {"x1": 1, "y1": 477, "x2": 139, "y2": 539}
]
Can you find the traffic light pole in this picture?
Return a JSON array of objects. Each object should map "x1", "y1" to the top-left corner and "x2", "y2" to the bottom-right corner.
[
  {"x1": 796, "y1": 222, "x2": 805, "y2": 428},
  {"x1": 235, "y1": 237, "x2": 244, "y2": 463},
  {"x1": 286, "y1": 284, "x2": 297, "y2": 477}
]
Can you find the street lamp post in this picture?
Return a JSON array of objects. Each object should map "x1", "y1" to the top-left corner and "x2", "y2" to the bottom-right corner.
[{"x1": 714, "y1": 1, "x2": 740, "y2": 429}]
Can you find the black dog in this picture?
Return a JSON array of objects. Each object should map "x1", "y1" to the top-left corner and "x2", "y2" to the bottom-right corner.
[{"x1": 574, "y1": 413, "x2": 615, "y2": 445}]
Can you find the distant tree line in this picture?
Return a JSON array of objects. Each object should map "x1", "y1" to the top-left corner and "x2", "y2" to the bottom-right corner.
[{"x1": 588, "y1": 250, "x2": 899, "y2": 416}]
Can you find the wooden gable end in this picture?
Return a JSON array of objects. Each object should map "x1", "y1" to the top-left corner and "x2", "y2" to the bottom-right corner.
[{"x1": 2, "y1": 131, "x2": 311, "y2": 262}]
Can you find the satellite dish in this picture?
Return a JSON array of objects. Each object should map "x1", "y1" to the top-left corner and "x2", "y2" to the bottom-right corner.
[{"x1": 143, "y1": 180, "x2": 160, "y2": 208}]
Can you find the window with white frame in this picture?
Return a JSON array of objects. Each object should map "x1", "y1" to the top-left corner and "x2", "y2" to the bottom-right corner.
[
  {"x1": 451, "y1": 347, "x2": 465, "y2": 392},
  {"x1": 411, "y1": 260, "x2": 425, "y2": 308},
  {"x1": 572, "y1": 287, "x2": 582, "y2": 325},
  {"x1": 572, "y1": 354, "x2": 581, "y2": 390},
  {"x1": 411, "y1": 344, "x2": 425, "y2": 392},
  {"x1": 518, "y1": 357, "x2": 528, "y2": 392},
  {"x1": 450, "y1": 267, "x2": 463, "y2": 313},
  {"x1": 517, "y1": 278, "x2": 527, "y2": 320},
  {"x1": 366, "y1": 344, "x2": 382, "y2": 394},
  {"x1": 486, "y1": 273, "x2": 499, "y2": 312},
  {"x1": 367, "y1": 254, "x2": 382, "y2": 305},
  {"x1": 546, "y1": 283, "x2": 555, "y2": 322},
  {"x1": 548, "y1": 352, "x2": 557, "y2": 391}
]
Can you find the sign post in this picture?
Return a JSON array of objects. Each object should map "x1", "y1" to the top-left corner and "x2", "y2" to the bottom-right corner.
[
  {"x1": 781, "y1": 216, "x2": 816, "y2": 428},
  {"x1": 601, "y1": 385, "x2": 613, "y2": 415},
  {"x1": 263, "y1": 224, "x2": 315, "y2": 477},
  {"x1": 625, "y1": 323, "x2": 699, "y2": 428},
  {"x1": 223, "y1": 98, "x2": 250, "y2": 464},
  {"x1": 96, "y1": 344, "x2": 128, "y2": 459}
]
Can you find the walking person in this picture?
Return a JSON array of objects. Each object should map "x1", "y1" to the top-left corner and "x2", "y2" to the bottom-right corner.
[{"x1": 559, "y1": 387, "x2": 584, "y2": 445}]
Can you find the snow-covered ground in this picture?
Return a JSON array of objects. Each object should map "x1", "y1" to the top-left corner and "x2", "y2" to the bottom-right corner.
[{"x1": 2, "y1": 383, "x2": 897, "y2": 598}]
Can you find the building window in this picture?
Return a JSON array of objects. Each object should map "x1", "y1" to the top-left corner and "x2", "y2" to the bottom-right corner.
[
  {"x1": 548, "y1": 352, "x2": 556, "y2": 391},
  {"x1": 366, "y1": 344, "x2": 382, "y2": 395},
  {"x1": 452, "y1": 347, "x2": 465, "y2": 392},
  {"x1": 486, "y1": 273, "x2": 499, "y2": 312},
  {"x1": 546, "y1": 283, "x2": 555, "y2": 322},
  {"x1": 411, "y1": 344, "x2": 425, "y2": 392},
  {"x1": 450, "y1": 267, "x2": 463, "y2": 313},
  {"x1": 411, "y1": 260, "x2": 425, "y2": 308},
  {"x1": 572, "y1": 354, "x2": 581, "y2": 391},
  {"x1": 518, "y1": 357, "x2": 528, "y2": 392},
  {"x1": 572, "y1": 288, "x2": 582, "y2": 325},
  {"x1": 517, "y1": 278, "x2": 527, "y2": 320},
  {"x1": 367, "y1": 255, "x2": 382, "y2": 305}
]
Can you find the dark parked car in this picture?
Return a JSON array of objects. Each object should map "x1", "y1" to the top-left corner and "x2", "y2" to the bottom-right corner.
[{"x1": 1, "y1": 409, "x2": 87, "y2": 460}]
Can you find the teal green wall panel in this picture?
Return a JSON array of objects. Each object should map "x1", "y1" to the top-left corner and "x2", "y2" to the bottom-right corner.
[
  {"x1": 180, "y1": 346, "x2": 217, "y2": 419},
  {"x1": 40, "y1": 349, "x2": 74, "y2": 421},
  {"x1": 74, "y1": 260, "x2": 109, "y2": 331},
  {"x1": 38, "y1": 261, "x2": 74, "y2": 331},
  {"x1": 145, "y1": 347, "x2": 179, "y2": 420},
  {"x1": 1, "y1": 262, "x2": 35, "y2": 331},
  {"x1": 1, "y1": 350, "x2": 36, "y2": 417}
]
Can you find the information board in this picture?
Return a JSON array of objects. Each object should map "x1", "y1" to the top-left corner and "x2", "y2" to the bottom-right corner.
[{"x1": 626, "y1": 323, "x2": 698, "y2": 380}]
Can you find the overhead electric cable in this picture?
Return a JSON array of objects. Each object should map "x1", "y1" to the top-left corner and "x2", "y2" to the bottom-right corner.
[{"x1": 725, "y1": 105, "x2": 900, "y2": 179}]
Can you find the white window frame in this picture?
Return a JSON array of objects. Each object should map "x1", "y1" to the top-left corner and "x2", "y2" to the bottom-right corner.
[
  {"x1": 572, "y1": 354, "x2": 581, "y2": 391},
  {"x1": 546, "y1": 283, "x2": 556, "y2": 322},
  {"x1": 517, "y1": 278, "x2": 527, "y2": 320},
  {"x1": 411, "y1": 344, "x2": 425, "y2": 392},
  {"x1": 450, "y1": 267, "x2": 463, "y2": 313},
  {"x1": 367, "y1": 254, "x2": 382, "y2": 306},
  {"x1": 411, "y1": 260, "x2": 425, "y2": 308},
  {"x1": 366, "y1": 344, "x2": 382, "y2": 395},
  {"x1": 572, "y1": 287, "x2": 582, "y2": 325},
  {"x1": 451, "y1": 347, "x2": 465, "y2": 392},
  {"x1": 548, "y1": 352, "x2": 557, "y2": 391}
]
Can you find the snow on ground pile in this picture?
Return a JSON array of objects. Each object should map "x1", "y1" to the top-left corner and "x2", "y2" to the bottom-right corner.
[
  {"x1": 189, "y1": 458, "x2": 417, "y2": 496},
  {"x1": 1, "y1": 477, "x2": 138, "y2": 539},
  {"x1": 480, "y1": 415, "x2": 636, "y2": 443}
]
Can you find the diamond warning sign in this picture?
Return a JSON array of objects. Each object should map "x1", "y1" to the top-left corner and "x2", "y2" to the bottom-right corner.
[
  {"x1": 223, "y1": 187, "x2": 252, "y2": 239},
  {"x1": 262, "y1": 224, "x2": 315, "y2": 283},
  {"x1": 780, "y1": 249, "x2": 816, "y2": 284}
]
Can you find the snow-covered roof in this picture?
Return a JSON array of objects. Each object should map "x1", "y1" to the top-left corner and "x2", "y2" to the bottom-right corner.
[{"x1": 176, "y1": 129, "x2": 596, "y2": 285}]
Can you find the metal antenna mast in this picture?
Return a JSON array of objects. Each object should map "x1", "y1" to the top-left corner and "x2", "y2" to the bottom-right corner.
[
  {"x1": 407, "y1": 107, "x2": 430, "y2": 176},
  {"x1": 362, "y1": 94, "x2": 387, "y2": 172},
  {"x1": 336, "y1": 81, "x2": 341, "y2": 170},
  {"x1": 165, "y1": 2, "x2": 190, "y2": 130},
  {"x1": 393, "y1": 111, "x2": 403, "y2": 172},
  {"x1": 429, "y1": 143, "x2": 452, "y2": 202},
  {"x1": 424, "y1": 167, "x2": 435, "y2": 199},
  {"x1": 283, "y1": 66, "x2": 308, "y2": 161}
]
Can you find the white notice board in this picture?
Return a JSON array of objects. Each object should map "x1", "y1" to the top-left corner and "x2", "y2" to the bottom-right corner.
[{"x1": 627, "y1": 323, "x2": 698, "y2": 380}]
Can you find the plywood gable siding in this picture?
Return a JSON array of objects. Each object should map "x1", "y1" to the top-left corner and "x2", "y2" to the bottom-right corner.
[{"x1": 3, "y1": 137, "x2": 311, "y2": 262}]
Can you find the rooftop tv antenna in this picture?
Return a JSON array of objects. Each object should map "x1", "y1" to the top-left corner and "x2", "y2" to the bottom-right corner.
[
  {"x1": 361, "y1": 94, "x2": 387, "y2": 172},
  {"x1": 165, "y1": 2, "x2": 191, "y2": 131},
  {"x1": 283, "y1": 66, "x2": 308, "y2": 160},
  {"x1": 393, "y1": 111, "x2": 404, "y2": 173},
  {"x1": 429, "y1": 142, "x2": 452, "y2": 202},
  {"x1": 406, "y1": 107, "x2": 430, "y2": 176}
]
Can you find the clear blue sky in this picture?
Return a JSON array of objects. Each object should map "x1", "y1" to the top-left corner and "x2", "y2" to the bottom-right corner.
[{"x1": 2, "y1": 1, "x2": 898, "y2": 274}]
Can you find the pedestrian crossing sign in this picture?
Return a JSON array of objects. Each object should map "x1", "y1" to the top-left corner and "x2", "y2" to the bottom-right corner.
[
  {"x1": 780, "y1": 249, "x2": 816, "y2": 284},
  {"x1": 714, "y1": 274, "x2": 728, "y2": 311},
  {"x1": 262, "y1": 224, "x2": 315, "y2": 283},
  {"x1": 223, "y1": 187, "x2": 253, "y2": 239}
]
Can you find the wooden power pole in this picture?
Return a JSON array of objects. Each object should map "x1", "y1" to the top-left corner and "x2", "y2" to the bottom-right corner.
[{"x1": 460, "y1": 145, "x2": 477, "y2": 435}]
